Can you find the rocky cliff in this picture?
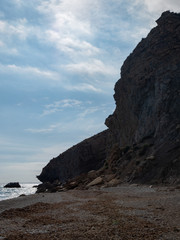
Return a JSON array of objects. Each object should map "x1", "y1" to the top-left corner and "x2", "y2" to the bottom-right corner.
[
  {"x1": 104, "y1": 11, "x2": 180, "y2": 184},
  {"x1": 37, "y1": 11, "x2": 180, "y2": 185},
  {"x1": 37, "y1": 130, "x2": 109, "y2": 183}
]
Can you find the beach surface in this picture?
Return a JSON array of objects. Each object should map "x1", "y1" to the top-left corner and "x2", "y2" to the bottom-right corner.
[{"x1": 0, "y1": 184, "x2": 179, "y2": 240}]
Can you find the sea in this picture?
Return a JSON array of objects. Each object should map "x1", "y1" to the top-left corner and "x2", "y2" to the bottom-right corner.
[{"x1": 0, "y1": 183, "x2": 38, "y2": 201}]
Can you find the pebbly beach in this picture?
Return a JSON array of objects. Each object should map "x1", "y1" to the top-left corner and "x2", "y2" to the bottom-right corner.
[{"x1": 0, "y1": 184, "x2": 179, "y2": 240}]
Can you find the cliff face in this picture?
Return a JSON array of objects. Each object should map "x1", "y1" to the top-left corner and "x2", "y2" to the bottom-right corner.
[
  {"x1": 37, "y1": 11, "x2": 180, "y2": 185},
  {"x1": 106, "y1": 11, "x2": 180, "y2": 146},
  {"x1": 104, "y1": 11, "x2": 180, "y2": 184}
]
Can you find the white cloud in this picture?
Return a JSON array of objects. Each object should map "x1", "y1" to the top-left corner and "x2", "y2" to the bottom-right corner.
[
  {"x1": 78, "y1": 107, "x2": 99, "y2": 118},
  {"x1": 37, "y1": 0, "x2": 93, "y2": 36},
  {"x1": 64, "y1": 59, "x2": 116, "y2": 76},
  {"x1": 46, "y1": 29, "x2": 100, "y2": 56},
  {"x1": 130, "y1": 0, "x2": 180, "y2": 23},
  {"x1": 143, "y1": 0, "x2": 180, "y2": 13},
  {"x1": 41, "y1": 99, "x2": 82, "y2": 116},
  {"x1": 37, "y1": 0, "x2": 101, "y2": 59},
  {"x1": 25, "y1": 123, "x2": 63, "y2": 134},
  {"x1": 0, "y1": 18, "x2": 30, "y2": 40},
  {"x1": 65, "y1": 83, "x2": 102, "y2": 93},
  {"x1": 25, "y1": 127, "x2": 53, "y2": 133},
  {"x1": 0, "y1": 20, "x2": 6, "y2": 31},
  {"x1": 14, "y1": 0, "x2": 23, "y2": 7},
  {"x1": 78, "y1": 103, "x2": 112, "y2": 119},
  {"x1": 0, "y1": 64, "x2": 58, "y2": 80},
  {"x1": 26, "y1": 106, "x2": 107, "y2": 136},
  {"x1": 45, "y1": 99, "x2": 82, "y2": 109}
]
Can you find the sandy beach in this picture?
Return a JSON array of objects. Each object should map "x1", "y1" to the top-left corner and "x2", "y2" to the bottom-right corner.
[{"x1": 0, "y1": 184, "x2": 179, "y2": 240}]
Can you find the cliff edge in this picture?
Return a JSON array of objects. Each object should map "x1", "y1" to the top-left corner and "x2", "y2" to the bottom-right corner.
[{"x1": 37, "y1": 11, "x2": 180, "y2": 186}]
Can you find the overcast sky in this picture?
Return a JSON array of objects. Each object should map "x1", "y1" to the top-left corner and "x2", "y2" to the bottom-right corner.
[{"x1": 0, "y1": 0, "x2": 179, "y2": 183}]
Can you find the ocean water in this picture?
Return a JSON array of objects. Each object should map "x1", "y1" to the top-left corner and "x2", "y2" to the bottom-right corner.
[{"x1": 0, "y1": 183, "x2": 38, "y2": 201}]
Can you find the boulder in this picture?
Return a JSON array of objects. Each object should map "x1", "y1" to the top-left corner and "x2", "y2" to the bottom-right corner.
[
  {"x1": 106, "y1": 178, "x2": 120, "y2": 187},
  {"x1": 36, "y1": 181, "x2": 63, "y2": 193},
  {"x1": 87, "y1": 177, "x2": 103, "y2": 187}
]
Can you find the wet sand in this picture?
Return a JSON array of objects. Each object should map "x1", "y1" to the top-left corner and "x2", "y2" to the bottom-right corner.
[{"x1": 0, "y1": 184, "x2": 179, "y2": 240}]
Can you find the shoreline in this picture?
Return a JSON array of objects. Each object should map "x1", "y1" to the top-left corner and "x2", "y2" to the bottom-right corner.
[
  {"x1": 0, "y1": 184, "x2": 179, "y2": 239},
  {"x1": 0, "y1": 183, "x2": 38, "y2": 202}
]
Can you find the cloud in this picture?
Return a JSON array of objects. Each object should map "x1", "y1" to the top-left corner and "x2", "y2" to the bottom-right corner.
[
  {"x1": 143, "y1": 0, "x2": 180, "y2": 13},
  {"x1": 0, "y1": 18, "x2": 30, "y2": 40},
  {"x1": 26, "y1": 114, "x2": 106, "y2": 138},
  {"x1": 0, "y1": 64, "x2": 58, "y2": 79},
  {"x1": 37, "y1": 0, "x2": 93, "y2": 36},
  {"x1": 65, "y1": 83, "x2": 102, "y2": 93},
  {"x1": 25, "y1": 127, "x2": 53, "y2": 133},
  {"x1": 37, "y1": 0, "x2": 100, "y2": 59},
  {"x1": 45, "y1": 99, "x2": 82, "y2": 109},
  {"x1": 0, "y1": 40, "x2": 18, "y2": 55},
  {"x1": 78, "y1": 106, "x2": 99, "y2": 118},
  {"x1": 45, "y1": 29, "x2": 100, "y2": 57},
  {"x1": 0, "y1": 20, "x2": 6, "y2": 32},
  {"x1": 129, "y1": 0, "x2": 180, "y2": 24},
  {"x1": 36, "y1": 0, "x2": 169, "y2": 95},
  {"x1": 78, "y1": 103, "x2": 112, "y2": 119},
  {"x1": 25, "y1": 123, "x2": 64, "y2": 134},
  {"x1": 63, "y1": 59, "x2": 116, "y2": 76},
  {"x1": 14, "y1": 0, "x2": 23, "y2": 7},
  {"x1": 26, "y1": 101, "x2": 109, "y2": 137},
  {"x1": 41, "y1": 99, "x2": 82, "y2": 116}
]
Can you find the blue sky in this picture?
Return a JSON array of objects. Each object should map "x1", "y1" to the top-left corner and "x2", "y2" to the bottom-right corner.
[{"x1": 0, "y1": 0, "x2": 179, "y2": 183}]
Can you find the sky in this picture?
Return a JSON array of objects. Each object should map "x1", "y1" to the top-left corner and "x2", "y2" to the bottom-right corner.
[{"x1": 0, "y1": 0, "x2": 179, "y2": 183}]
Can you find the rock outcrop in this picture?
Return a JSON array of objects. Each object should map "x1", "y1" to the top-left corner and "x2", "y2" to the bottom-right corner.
[
  {"x1": 37, "y1": 130, "x2": 109, "y2": 183},
  {"x1": 4, "y1": 182, "x2": 21, "y2": 188},
  {"x1": 37, "y1": 11, "x2": 180, "y2": 187}
]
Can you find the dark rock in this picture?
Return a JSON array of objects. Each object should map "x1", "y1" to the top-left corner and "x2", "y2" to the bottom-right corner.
[
  {"x1": 4, "y1": 182, "x2": 21, "y2": 188},
  {"x1": 105, "y1": 11, "x2": 180, "y2": 184},
  {"x1": 37, "y1": 130, "x2": 108, "y2": 183},
  {"x1": 37, "y1": 11, "x2": 180, "y2": 186},
  {"x1": 19, "y1": 194, "x2": 26, "y2": 197},
  {"x1": 36, "y1": 181, "x2": 63, "y2": 193}
]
